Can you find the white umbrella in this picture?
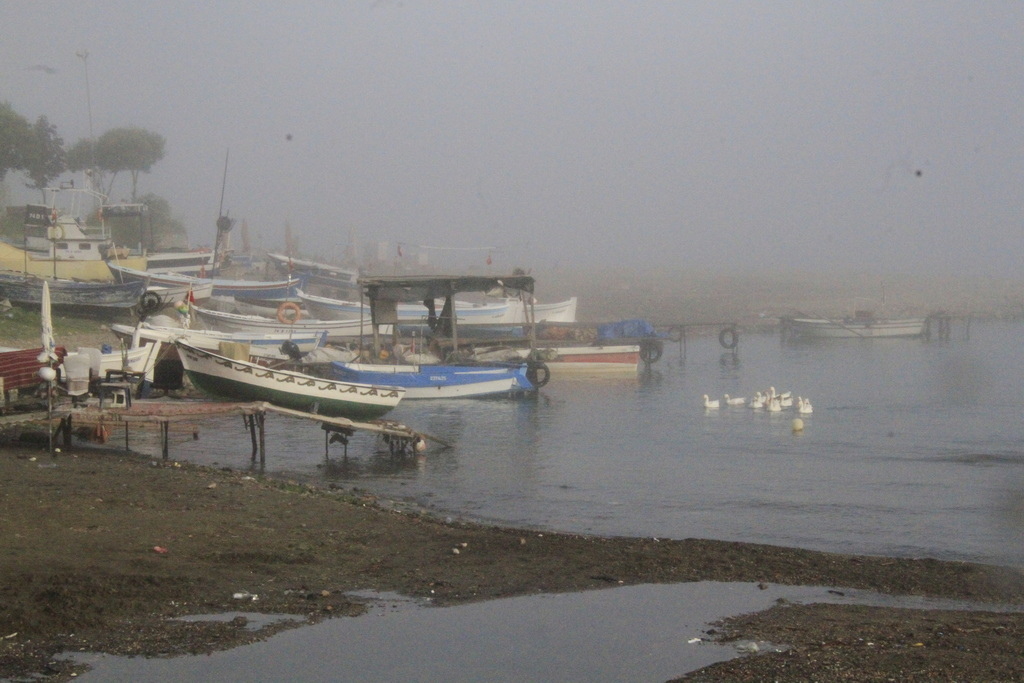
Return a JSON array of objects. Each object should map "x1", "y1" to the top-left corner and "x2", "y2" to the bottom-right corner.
[{"x1": 38, "y1": 279, "x2": 58, "y2": 362}]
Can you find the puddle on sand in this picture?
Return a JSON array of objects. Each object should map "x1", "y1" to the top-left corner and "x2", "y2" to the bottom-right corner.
[{"x1": 67, "y1": 581, "x2": 1023, "y2": 682}]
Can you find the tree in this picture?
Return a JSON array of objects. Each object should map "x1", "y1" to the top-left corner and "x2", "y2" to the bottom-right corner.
[
  {"x1": 0, "y1": 102, "x2": 32, "y2": 182},
  {"x1": 138, "y1": 192, "x2": 186, "y2": 249},
  {"x1": 23, "y1": 115, "x2": 65, "y2": 199},
  {"x1": 65, "y1": 138, "x2": 94, "y2": 172},
  {"x1": 93, "y1": 127, "x2": 165, "y2": 200}
]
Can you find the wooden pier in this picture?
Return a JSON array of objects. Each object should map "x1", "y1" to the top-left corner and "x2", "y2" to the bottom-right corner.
[{"x1": 2, "y1": 400, "x2": 437, "y2": 468}]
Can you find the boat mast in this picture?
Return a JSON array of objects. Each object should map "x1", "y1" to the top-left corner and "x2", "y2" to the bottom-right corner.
[{"x1": 213, "y1": 149, "x2": 233, "y2": 275}]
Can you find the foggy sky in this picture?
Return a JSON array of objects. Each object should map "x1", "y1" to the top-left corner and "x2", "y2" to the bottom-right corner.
[{"x1": 2, "y1": 1, "x2": 1022, "y2": 276}]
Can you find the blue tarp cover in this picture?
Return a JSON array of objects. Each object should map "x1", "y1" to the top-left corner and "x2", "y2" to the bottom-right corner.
[{"x1": 597, "y1": 319, "x2": 656, "y2": 339}]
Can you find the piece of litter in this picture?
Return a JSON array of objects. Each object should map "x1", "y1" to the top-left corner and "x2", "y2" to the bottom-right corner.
[{"x1": 688, "y1": 637, "x2": 702, "y2": 644}]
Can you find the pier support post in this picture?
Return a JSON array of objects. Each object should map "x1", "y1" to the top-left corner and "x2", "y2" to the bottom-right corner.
[
  {"x1": 245, "y1": 414, "x2": 258, "y2": 461},
  {"x1": 161, "y1": 421, "x2": 169, "y2": 460},
  {"x1": 257, "y1": 411, "x2": 266, "y2": 469}
]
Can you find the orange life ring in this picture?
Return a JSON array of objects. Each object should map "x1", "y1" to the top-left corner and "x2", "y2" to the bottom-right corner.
[{"x1": 276, "y1": 301, "x2": 302, "y2": 324}]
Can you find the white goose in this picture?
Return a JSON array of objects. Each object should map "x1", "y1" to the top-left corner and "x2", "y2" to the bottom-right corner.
[
  {"x1": 702, "y1": 394, "x2": 720, "y2": 409},
  {"x1": 749, "y1": 392, "x2": 765, "y2": 409},
  {"x1": 780, "y1": 394, "x2": 794, "y2": 408},
  {"x1": 767, "y1": 396, "x2": 783, "y2": 412},
  {"x1": 724, "y1": 394, "x2": 747, "y2": 406},
  {"x1": 797, "y1": 397, "x2": 813, "y2": 414}
]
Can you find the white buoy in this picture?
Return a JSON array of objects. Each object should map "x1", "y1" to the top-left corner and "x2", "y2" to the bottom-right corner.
[{"x1": 792, "y1": 417, "x2": 804, "y2": 433}]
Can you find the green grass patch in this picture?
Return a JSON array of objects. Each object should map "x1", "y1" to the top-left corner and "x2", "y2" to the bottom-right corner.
[{"x1": 0, "y1": 306, "x2": 123, "y2": 346}]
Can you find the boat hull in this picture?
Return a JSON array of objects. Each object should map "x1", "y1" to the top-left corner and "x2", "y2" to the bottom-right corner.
[
  {"x1": 785, "y1": 317, "x2": 926, "y2": 339},
  {"x1": 525, "y1": 344, "x2": 641, "y2": 374},
  {"x1": 297, "y1": 290, "x2": 510, "y2": 323},
  {"x1": 110, "y1": 323, "x2": 327, "y2": 360},
  {"x1": 177, "y1": 342, "x2": 403, "y2": 419},
  {"x1": 0, "y1": 275, "x2": 146, "y2": 310},
  {"x1": 191, "y1": 305, "x2": 378, "y2": 340},
  {"x1": 1, "y1": 241, "x2": 147, "y2": 281},
  {"x1": 330, "y1": 361, "x2": 534, "y2": 399},
  {"x1": 107, "y1": 263, "x2": 304, "y2": 301}
]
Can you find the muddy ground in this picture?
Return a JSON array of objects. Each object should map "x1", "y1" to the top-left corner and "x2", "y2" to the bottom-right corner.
[{"x1": 1, "y1": 439, "x2": 1022, "y2": 681}]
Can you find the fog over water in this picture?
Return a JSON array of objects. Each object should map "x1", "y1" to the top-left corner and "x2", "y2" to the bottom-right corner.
[{"x1": 2, "y1": 2, "x2": 1022, "y2": 276}]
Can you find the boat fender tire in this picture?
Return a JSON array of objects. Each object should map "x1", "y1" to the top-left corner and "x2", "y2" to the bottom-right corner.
[
  {"x1": 276, "y1": 301, "x2": 302, "y2": 324},
  {"x1": 280, "y1": 340, "x2": 302, "y2": 361},
  {"x1": 719, "y1": 327, "x2": 738, "y2": 350},
  {"x1": 639, "y1": 339, "x2": 663, "y2": 364},
  {"x1": 137, "y1": 291, "x2": 163, "y2": 317},
  {"x1": 51, "y1": 225, "x2": 64, "y2": 240},
  {"x1": 526, "y1": 361, "x2": 550, "y2": 388}
]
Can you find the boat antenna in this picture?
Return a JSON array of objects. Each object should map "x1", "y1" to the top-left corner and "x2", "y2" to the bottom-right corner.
[{"x1": 213, "y1": 149, "x2": 234, "y2": 275}]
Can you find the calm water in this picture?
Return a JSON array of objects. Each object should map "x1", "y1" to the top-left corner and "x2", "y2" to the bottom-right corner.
[
  {"x1": 73, "y1": 582, "x2": 1024, "y2": 682},
  {"x1": 134, "y1": 319, "x2": 1024, "y2": 567}
]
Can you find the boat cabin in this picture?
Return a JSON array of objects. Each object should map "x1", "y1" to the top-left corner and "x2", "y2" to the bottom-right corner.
[{"x1": 359, "y1": 274, "x2": 537, "y2": 359}]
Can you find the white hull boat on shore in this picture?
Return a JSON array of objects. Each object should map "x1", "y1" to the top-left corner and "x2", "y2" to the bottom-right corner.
[
  {"x1": 110, "y1": 319, "x2": 328, "y2": 361},
  {"x1": 190, "y1": 303, "x2": 384, "y2": 339}
]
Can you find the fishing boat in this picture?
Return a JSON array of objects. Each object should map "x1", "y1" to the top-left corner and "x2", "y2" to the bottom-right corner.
[
  {"x1": 297, "y1": 289, "x2": 510, "y2": 323},
  {"x1": 109, "y1": 320, "x2": 328, "y2": 360},
  {"x1": 176, "y1": 341, "x2": 404, "y2": 419},
  {"x1": 782, "y1": 312, "x2": 927, "y2": 340},
  {"x1": 329, "y1": 360, "x2": 537, "y2": 399},
  {"x1": 3, "y1": 187, "x2": 147, "y2": 280},
  {"x1": 107, "y1": 262, "x2": 304, "y2": 300},
  {"x1": 0, "y1": 273, "x2": 146, "y2": 312},
  {"x1": 266, "y1": 252, "x2": 359, "y2": 292},
  {"x1": 530, "y1": 344, "x2": 642, "y2": 374},
  {"x1": 146, "y1": 281, "x2": 214, "y2": 305},
  {"x1": 189, "y1": 303, "x2": 379, "y2": 340}
]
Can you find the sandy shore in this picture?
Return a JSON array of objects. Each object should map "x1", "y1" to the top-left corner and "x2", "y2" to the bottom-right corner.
[{"x1": 0, "y1": 439, "x2": 1022, "y2": 681}]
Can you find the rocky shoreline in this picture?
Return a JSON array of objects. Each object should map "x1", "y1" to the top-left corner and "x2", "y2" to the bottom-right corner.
[{"x1": 0, "y1": 441, "x2": 1021, "y2": 680}]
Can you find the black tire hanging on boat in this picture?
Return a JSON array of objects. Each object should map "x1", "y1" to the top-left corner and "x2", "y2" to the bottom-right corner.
[
  {"x1": 137, "y1": 291, "x2": 163, "y2": 318},
  {"x1": 280, "y1": 340, "x2": 302, "y2": 360},
  {"x1": 639, "y1": 339, "x2": 663, "y2": 364},
  {"x1": 718, "y1": 327, "x2": 738, "y2": 350},
  {"x1": 526, "y1": 361, "x2": 550, "y2": 388}
]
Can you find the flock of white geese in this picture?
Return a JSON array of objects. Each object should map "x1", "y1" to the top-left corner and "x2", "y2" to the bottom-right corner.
[{"x1": 703, "y1": 387, "x2": 813, "y2": 414}]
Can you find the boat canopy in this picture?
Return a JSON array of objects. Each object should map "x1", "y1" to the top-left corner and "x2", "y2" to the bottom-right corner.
[
  {"x1": 357, "y1": 274, "x2": 536, "y2": 358},
  {"x1": 359, "y1": 274, "x2": 534, "y2": 302}
]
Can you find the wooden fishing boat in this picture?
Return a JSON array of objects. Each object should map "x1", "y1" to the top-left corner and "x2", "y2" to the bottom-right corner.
[
  {"x1": 176, "y1": 341, "x2": 404, "y2": 419},
  {"x1": 0, "y1": 273, "x2": 146, "y2": 311},
  {"x1": 4, "y1": 187, "x2": 148, "y2": 281},
  {"x1": 297, "y1": 289, "x2": 510, "y2": 323},
  {"x1": 109, "y1": 321, "x2": 327, "y2": 360},
  {"x1": 189, "y1": 303, "x2": 380, "y2": 340},
  {"x1": 329, "y1": 360, "x2": 538, "y2": 399},
  {"x1": 107, "y1": 262, "x2": 305, "y2": 301},
  {"x1": 521, "y1": 344, "x2": 642, "y2": 374},
  {"x1": 782, "y1": 313, "x2": 927, "y2": 340},
  {"x1": 266, "y1": 252, "x2": 359, "y2": 292}
]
